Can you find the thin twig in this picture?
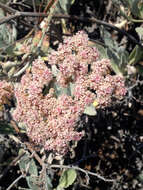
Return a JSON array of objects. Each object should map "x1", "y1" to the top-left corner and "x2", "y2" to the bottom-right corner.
[
  {"x1": 50, "y1": 164, "x2": 115, "y2": 182},
  {"x1": 6, "y1": 175, "x2": 24, "y2": 190},
  {"x1": 45, "y1": 0, "x2": 58, "y2": 13},
  {"x1": 6, "y1": 155, "x2": 32, "y2": 190},
  {"x1": 0, "y1": 13, "x2": 20, "y2": 25},
  {"x1": 10, "y1": 119, "x2": 20, "y2": 133},
  {"x1": 13, "y1": 62, "x2": 29, "y2": 77},
  {"x1": 0, "y1": 11, "x2": 47, "y2": 25},
  {"x1": 37, "y1": 0, "x2": 59, "y2": 49},
  {"x1": 0, "y1": 1, "x2": 142, "y2": 47},
  {"x1": 32, "y1": 0, "x2": 36, "y2": 13},
  {"x1": 0, "y1": 14, "x2": 141, "y2": 48},
  {"x1": 9, "y1": 2, "x2": 31, "y2": 9},
  {"x1": 25, "y1": 142, "x2": 44, "y2": 166},
  {"x1": 0, "y1": 2, "x2": 16, "y2": 14},
  {"x1": 0, "y1": 152, "x2": 26, "y2": 180},
  {"x1": 32, "y1": 0, "x2": 38, "y2": 28},
  {"x1": 53, "y1": 14, "x2": 143, "y2": 48}
]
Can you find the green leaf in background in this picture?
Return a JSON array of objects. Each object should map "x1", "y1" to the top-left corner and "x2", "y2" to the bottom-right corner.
[
  {"x1": 124, "y1": 0, "x2": 134, "y2": 8},
  {"x1": 84, "y1": 104, "x2": 97, "y2": 116},
  {"x1": 131, "y1": 0, "x2": 143, "y2": 19},
  {"x1": 19, "y1": 153, "x2": 38, "y2": 176},
  {"x1": 102, "y1": 29, "x2": 115, "y2": 49},
  {"x1": 128, "y1": 45, "x2": 143, "y2": 65},
  {"x1": 0, "y1": 8, "x2": 17, "y2": 49},
  {"x1": 107, "y1": 48, "x2": 125, "y2": 75},
  {"x1": 57, "y1": 169, "x2": 77, "y2": 189},
  {"x1": 138, "y1": 1, "x2": 143, "y2": 18},
  {"x1": 55, "y1": 0, "x2": 75, "y2": 14},
  {"x1": 96, "y1": 43, "x2": 127, "y2": 75},
  {"x1": 19, "y1": 153, "x2": 39, "y2": 190},
  {"x1": 59, "y1": 0, "x2": 75, "y2": 13},
  {"x1": 26, "y1": 176, "x2": 39, "y2": 190},
  {"x1": 95, "y1": 43, "x2": 108, "y2": 59},
  {"x1": 100, "y1": 28, "x2": 128, "y2": 75},
  {"x1": 117, "y1": 0, "x2": 134, "y2": 8},
  {"x1": 0, "y1": 122, "x2": 15, "y2": 134},
  {"x1": 19, "y1": 152, "x2": 53, "y2": 190},
  {"x1": 135, "y1": 27, "x2": 143, "y2": 39},
  {"x1": 44, "y1": 175, "x2": 53, "y2": 190}
]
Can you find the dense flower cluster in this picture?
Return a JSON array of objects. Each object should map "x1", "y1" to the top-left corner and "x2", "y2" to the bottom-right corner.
[
  {"x1": 0, "y1": 31, "x2": 127, "y2": 154},
  {"x1": 12, "y1": 59, "x2": 83, "y2": 154},
  {"x1": 48, "y1": 31, "x2": 127, "y2": 108},
  {"x1": 74, "y1": 59, "x2": 127, "y2": 108},
  {"x1": 48, "y1": 31, "x2": 99, "y2": 87}
]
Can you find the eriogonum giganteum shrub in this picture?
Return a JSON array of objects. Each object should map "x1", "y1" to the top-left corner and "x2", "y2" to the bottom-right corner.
[{"x1": 0, "y1": 31, "x2": 127, "y2": 154}]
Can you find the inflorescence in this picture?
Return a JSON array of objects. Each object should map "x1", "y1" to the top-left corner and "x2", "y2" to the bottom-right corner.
[{"x1": 0, "y1": 31, "x2": 127, "y2": 154}]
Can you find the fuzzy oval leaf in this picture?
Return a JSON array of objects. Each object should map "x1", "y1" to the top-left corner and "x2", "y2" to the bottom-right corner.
[
  {"x1": 28, "y1": 159, "x2": 38, "y2": 176},
  {"x1": 135, "y1": 27, "x2": 143, "y2": 38},
  {"x1": 27, "y1": 176, "x2": 39, "y2": 190},
  {"x1": 95, "y1": 44, "x2": 108, "y2": 59},
  {"x1": 19, "y1": 153, "x2": 38, "y2": 176},
  {"x1": 19, "y1": 154, "x2": 30, "y2": 171},
  {"x1": 107, "y1": 48, "x2": 123, "y2": 75},
  {"x1": 58, "y1": 169, "x2": 77, "y2": 188},
  {"x1": 128, "y1": 45, "x2": 143, "y2": 65}
]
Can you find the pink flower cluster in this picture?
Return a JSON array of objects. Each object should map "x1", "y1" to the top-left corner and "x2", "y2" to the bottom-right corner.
[
  {"x1": 77, "y1": 59, "x2": 127, "y2": 108},
  {"x1": 12, "y1": 59, "x2": 83, "y2": 154},
  {"x1": 0, "y1": 81, "x2": 13, "y2": 107},
  {"x1": 0, "y1": 31, "x2": 127, "y2": 154},
  {"x1": 48, "y1": 31, "x2": 127, "y2": 108},
  {"x1": 48, "y1": 31, "x2": 99, "y2": 87}
]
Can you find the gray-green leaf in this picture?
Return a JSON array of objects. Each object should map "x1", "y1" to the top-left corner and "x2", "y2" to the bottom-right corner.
[
  {"x1": 26, "y1": 176, "x2": 39, "y2": 190},
  {"x1": 128, "y1": 45, "x2": 143, "y2": 65},
  {"x1": 135, "y1": 27, "x2": 143, "y2": 39},
  {"x1": 57, "y1": 169, "x2": 77, "y2": 189}
]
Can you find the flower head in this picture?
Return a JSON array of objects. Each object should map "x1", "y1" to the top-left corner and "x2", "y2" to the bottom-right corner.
[{"x1": 11, "y1": 31, "x2": 127, "y2": 155}]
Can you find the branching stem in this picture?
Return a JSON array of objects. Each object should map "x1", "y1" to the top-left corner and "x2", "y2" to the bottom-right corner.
[
  {"x1": 0, "y1": 1, "x2": 142, "y2": 47},
  {"x1": 50, "y1": 164, "x2": 115, "y2": 182}
]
